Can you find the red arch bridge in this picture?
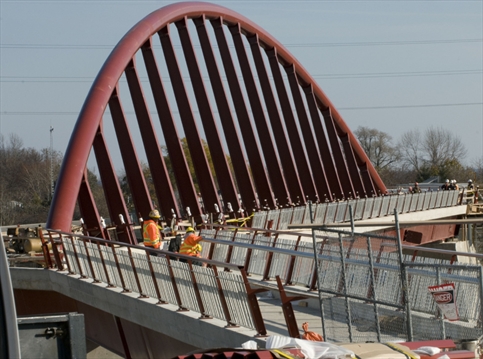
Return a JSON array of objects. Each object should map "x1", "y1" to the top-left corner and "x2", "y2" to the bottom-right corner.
[
  {"x1": 47, "y1": 1, "x2": 387, "y2": 243},
  {"x1": 8, "y1": 2, "x2": 482, "y2": 358}
]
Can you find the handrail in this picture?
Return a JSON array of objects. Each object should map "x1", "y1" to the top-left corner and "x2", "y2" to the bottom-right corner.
[
  {"x1": 43, "y1": 229, "x2": 267, "y2": 336},
  {"x1": 250, "y1": 190, "x2": 463, "y2": 230},
  {"x1": 205, "y1": 223, "x2": 483, "y2": 260},
  {"x1": 40, "y1": 225, "x2": 483, "y2": 342}
]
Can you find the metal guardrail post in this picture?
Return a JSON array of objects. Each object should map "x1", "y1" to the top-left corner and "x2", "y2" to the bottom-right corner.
[
  {"x1": 275, "y1": 275, "x2": 306, "y2": 338},
  {"x1": 243, "y1": 230, "x2": 258, "y2": 272},
  {"x1": 126, "y1": 247, "x2": 148, "y2": 298},
  {"x1": 309, "y1": 201, "x2": 327, "y2": 341},
  {"x1": 96, "y1": 242, "x2": 114, "y2": 287},
  {"x1": 239, "y1": 269, "x2": 267, "y2": 337},
  {"x1": 366, "y1": 236, "x2": 381, "y2": 342},
  {"x1": 38, "y1": 228, "x2": 53, "y2": 268},
  {"x1": 145, "y1": 252, "x2": 166, "y2": 304},
  {"x1": 187, "y1": 261, "x2": 211, "y2": 319},
  {"x1": 70, "y1": 235, "x2": 87, "y2": 279},
  {"x1": 165, "y1": 257, "x2": 188, "y2": 312},
  {"x1": 436, "y1": 267, "x2": 446, "y2": 338},
  {"x1": 57, "y1": 234, "x2": 72, "y2": 273},
  {"x1": 83, "y1": 240, "x2": 100, "y2": 283},
  {"x1": 206, "y1": 228, "x2": 218, "y2": 261},
  {"x1": 47, "y1": 230, "x2": 65, "y2": 271},
  {"x1": 110, "y1": 244, "x2": 129, "y2": 293},
  {"x1": 338, "y1": 232, "x2": 353, "y2": 342},
  {"x1": 284, "y1": 235, "x2": 302, "y2": 285},
  {"x1": 224, "y1": 227, "x2": 238, "y2": 264},
  {"x1": 395, "y1": 209, "x2": 413, "y2": 341},
  {"x1": 349, "y1": 205, "x2": 354, "y2": 236},
  {"x1": 212, "y1": 266, "x2": 237, "y2": 327},
  {"x1": 262, "y1": 233, "x2": 278, "y2": 281}
]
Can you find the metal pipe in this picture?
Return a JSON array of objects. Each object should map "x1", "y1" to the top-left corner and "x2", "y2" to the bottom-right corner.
[
  {"x1": 289, "y1": 217, "x2": 483, "y2": 229},
  {"x1": 309, "y1": 201, "x2": 326, "y2": 339},
  {"x1": 436, "y1": 267, "x2": 446, "y2": 338},
  {"x1": 349, "y1": 205, "x2": 354, "y2": 236},
  {"x1": 366, "y1": 235, "x2": 381, "y2": 342},
  {"x1": 338, "y1": 232, "x2": 353, "y2": 341},
  {"x1": 479, "y1": 266, "x2": 483, "y2": 333},
  {"x1": 0, "y1": 231, "x2": 21, "y2": 358},
  {"x1": 395, "y1": 209, "x2": 413, "y2": 341}
]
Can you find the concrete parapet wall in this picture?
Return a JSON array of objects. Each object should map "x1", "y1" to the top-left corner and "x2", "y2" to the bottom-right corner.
[{"x1": 10, "y1": 268, "x2": 264, "y2": 357}]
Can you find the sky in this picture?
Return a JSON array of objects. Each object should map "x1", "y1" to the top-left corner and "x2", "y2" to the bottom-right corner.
[{"x1": 1, "y1": 0, "x2": 482, "y2": 173}]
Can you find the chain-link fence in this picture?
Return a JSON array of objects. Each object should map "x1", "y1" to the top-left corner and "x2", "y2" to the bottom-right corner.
[{"x1": 313, "y1": 228, "x2": 483, "y2": 343}]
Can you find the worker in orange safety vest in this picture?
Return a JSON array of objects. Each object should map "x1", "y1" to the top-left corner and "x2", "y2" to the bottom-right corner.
[
  {"x1": 179, "y1": 227, "x2": 203, "y2": 261},
  {"x1": 143, "y1": 210, "x2": 162, "y2": 255}
]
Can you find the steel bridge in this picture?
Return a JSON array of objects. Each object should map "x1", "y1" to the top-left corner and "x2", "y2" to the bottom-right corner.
[
  {"x1": 47, "y1": 1, "x2": 386, "y2": 244},
  {"x1": 13, "y1": 2, "x2": 478, "y2": 358},
  {"x1": 8, "y1": 223, "x2": 483, "y2": 358}
]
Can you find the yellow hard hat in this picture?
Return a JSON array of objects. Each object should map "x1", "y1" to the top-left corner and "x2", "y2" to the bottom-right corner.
[
  {"x1": 149, "y1": 209, "x2": 161, "y2": 219},
  {"x1": 186, "y1": 226, "x2": 195, "y2": 233}
]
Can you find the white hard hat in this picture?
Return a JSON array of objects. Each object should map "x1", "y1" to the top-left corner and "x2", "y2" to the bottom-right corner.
[
  {"x1": 149, "y1": 209, "x2": 161, "y2": 219},
  {"x1": 469, "y1": 179, "x2": 473, "y2": 183},
  {"x1": 446, "y1": 179, "x2": 449, "y2": 183}
]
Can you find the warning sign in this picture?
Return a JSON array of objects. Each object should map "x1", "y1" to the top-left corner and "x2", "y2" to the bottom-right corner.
[{"x1": 428, "y1": 283, "x2": 459, "y2": 321}]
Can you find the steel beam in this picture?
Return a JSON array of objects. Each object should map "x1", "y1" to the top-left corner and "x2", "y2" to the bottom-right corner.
[
  {"x1": 210, "y1": 17, "x2": 260, "y2": 212},
  {"x1": 77, "y1": 169, "x2": 104, "y2": 238},
  {"x1": 134, "y1": 41, "x2": 181, "y2": 219},
  {"x1": 109, "y1": 85, "x2": 153, "y2": 220},
  {"x1": 229, "y1": 24, "x2": 282, "y2": 209},
  {"x1": 92, "y1": 125, "x2": 135, "y2": 244},
  {"x1": 159, "y1": 25, "x2": 220, "y2": 215},
  {"x1": 176, "y1": 17, "x2": 239, "y2": 212}
]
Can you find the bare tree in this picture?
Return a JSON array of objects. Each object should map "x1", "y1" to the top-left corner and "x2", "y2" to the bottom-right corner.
[
  {"x1": 354, "y1": 126, "x2": 400, "y2": 170},
  {"x1": 423, "y1": 126, "x2": 467, "y2": 168},
  {"x1": 470, "y1": 157, "x2": 483, "y2": 184},
  {"x1": 398, "y1": 126, "x2": 467, "y2": 181},
  {"x1": 0, "y1": 133, "x2": 63, "y2": 225},
  {"x1": 399, "y1": 129, "x2": 422, "y2": 174}
]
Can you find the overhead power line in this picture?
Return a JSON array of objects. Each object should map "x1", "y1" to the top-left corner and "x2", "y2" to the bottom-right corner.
[
  {"x1": 1, "y1": 69, "x2": 481, "y2": 83},
  {"x1": 1, "y1": 102, "x2": 482, "y2": 116},
  {"x1": 338, "y1": 102, "x2": 483, "y2": 110},
  {"x1": 1, "y1": 38, "x2": 481, "y2": 50}
]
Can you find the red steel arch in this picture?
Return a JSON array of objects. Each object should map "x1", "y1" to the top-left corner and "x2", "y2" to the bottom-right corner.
[{"x1": 47, "y1": 1, "x2": 386, "y2": 241}]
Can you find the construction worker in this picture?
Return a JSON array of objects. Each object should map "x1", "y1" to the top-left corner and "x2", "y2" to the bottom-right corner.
[
  {"x1": 179, "y1": 227, "x2": 204, "y2": 263},
  {"x1": 441, "y1": 179, "x2": 450, "y2": 191},
  {"x1": 451, "y1": 179, "x2": 459, "y2": 190},
  {"x1": 468, "y1": 179, "x2": 475, "y2": 190},
  {"x1": 167, "y1": 231, "x2": 182, "y2": 260},
  {"x1": 411, "y1": 182, "x2": 422, "y2": 194},
  {"x1": 143, "y1": 209, "x2": 162, "y2": 255},
  {"x1": 466, "y1": 180, "x2": 475, "y2": 204}
]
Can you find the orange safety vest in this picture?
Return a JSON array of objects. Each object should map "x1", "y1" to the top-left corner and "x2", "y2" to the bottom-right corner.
[
  {"x1": 143, "y1": 219, "x2": 160, "y2": 248},
  {"x1": 179, "y1": 233, "x2": 203, "y2": 257}
]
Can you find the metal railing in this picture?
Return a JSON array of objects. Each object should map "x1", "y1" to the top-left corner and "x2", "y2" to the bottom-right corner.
[
  {"x1": 42, "y1": 230, "x2": 267, "y2": 336},
  {"x1": 39, "y1": 221, "x2": 483, "y2": 343},
  {"x1": 197, "y1": 225, "x2": 483, "y2": 343},
  {"x1": 252, "y1": 191, "x2": 462, "y2": 230}
]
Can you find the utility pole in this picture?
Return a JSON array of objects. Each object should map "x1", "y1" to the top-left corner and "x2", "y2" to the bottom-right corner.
[{"x1": 50, "y1": 126, "x2": 54, "y2": 201}]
